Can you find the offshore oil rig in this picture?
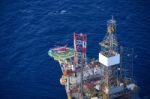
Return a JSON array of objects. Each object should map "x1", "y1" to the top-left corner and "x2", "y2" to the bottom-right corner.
[{"x1": 48, "y1": 17, "x2": 138, "y2": 99}]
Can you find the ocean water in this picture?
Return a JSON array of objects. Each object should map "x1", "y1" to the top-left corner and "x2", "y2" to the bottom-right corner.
[{"x1": 0, "y1": 0, "x2": 150, "y2": 99}]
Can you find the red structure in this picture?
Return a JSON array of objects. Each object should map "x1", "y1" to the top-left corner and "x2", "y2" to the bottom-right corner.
[{"x1": 74, "y1": 32, "x2": 87, "y2": 67}]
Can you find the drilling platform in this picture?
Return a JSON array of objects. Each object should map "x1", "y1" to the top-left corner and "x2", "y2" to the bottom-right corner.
[{"x1": 48, "y1": 17, "x2": 139, "y2": 99}]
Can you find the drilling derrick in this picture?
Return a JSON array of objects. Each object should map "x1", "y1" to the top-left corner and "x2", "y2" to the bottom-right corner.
[{"x1": 99, "y1": 17, "x2": 121, "y2": 98}]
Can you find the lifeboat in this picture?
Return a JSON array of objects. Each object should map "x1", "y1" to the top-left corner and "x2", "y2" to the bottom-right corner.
[
  {"x1": 60, "y1": 78, "x2": 66, "y2": 85},
  {"x1": 63, "y1": 70, "x2": 71, "y2": 76}
]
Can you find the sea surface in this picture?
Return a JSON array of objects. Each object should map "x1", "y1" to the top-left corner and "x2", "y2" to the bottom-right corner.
[{"x1": 0, "y1": 0, "x2": 150, "y2": 99}]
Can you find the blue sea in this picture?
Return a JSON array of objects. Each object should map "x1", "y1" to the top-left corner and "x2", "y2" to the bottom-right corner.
[{"x1": 0, "y1": 0, "x2": 150, "y2": 99}]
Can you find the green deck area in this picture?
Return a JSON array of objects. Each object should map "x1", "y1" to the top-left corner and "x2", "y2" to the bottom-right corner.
[{"x1": 48, "y1": 47, "x2": 74, "y2": 60}]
